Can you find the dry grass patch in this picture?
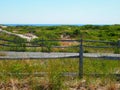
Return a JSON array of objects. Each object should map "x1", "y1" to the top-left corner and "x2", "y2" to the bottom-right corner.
[{"x1": 0, "y1": 52, "x2": 6, "y2": 56}]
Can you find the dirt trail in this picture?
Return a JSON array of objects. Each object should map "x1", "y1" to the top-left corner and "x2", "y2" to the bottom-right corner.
[{"x1": 0, "y1": 29, "x2": 38, "y2": 41}]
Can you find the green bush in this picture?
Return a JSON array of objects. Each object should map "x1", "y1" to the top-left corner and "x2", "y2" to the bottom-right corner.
[
  {"x1": 32, "y1": 37, "x2": 60, "y2": 52},
  {"x1": 8, "y1": 37, "x2": 27, "y2": 51}
]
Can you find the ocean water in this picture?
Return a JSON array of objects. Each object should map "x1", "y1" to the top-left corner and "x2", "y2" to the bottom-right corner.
[
  {"x1": 2, "y1": 24, "x2": 108, "y2": 26},
  {"x1": 3, "y1": 24, "x2": 85, "y2": 26}
]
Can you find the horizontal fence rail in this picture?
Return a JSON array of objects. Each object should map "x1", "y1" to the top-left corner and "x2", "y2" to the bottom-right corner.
[
  {"x1": 83, "y1": 40, "x2": 114, "y2": 43},
  {"x1": 0, "y1": 52, "x2": 119, "y2": 60},
  {"x1": 0, "y1": 72, "x2": 120, "y2": 78},
  {"x1": 0, "y1": 38, "x2": 117, "y2": 43},
  {"x1": 83, "y1": 45, "x2": 116, "y2": 48},
  {"x1": 0, "y1": 38, "x2": 118, "y2": 43},
  {"x1": 0, "y1": 38, "x2": 119, "y2": 48}
]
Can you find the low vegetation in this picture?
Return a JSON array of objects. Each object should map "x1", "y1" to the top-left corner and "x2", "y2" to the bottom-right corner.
[
  {"x1": 1, "y1": 24, "x2": 119, "y2": 41},
  {"x1": 0, "y1": 24, "x2": 120, "y2": 89},
  {"x1": 0, "y1": 24, "x2": 120, "y2": 53},
  {"x1": 0, "y1": 58, "x2": 120, "y2": 89}
]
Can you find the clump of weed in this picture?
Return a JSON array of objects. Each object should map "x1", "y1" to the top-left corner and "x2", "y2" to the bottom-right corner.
[{"x1": 47, "y1": 60, "x2": 64, "y2": 90}]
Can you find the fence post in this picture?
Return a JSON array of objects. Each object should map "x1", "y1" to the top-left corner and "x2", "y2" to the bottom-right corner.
[
  {"x1": 118, "y1": 40, "x2": 120, "y2": 47},
  {"x1": 79, "y1": 38, "x2": 83, "y2": 78},
  {"x1": 42, "y1": 38, "x2": 44, "y2": 52},
  {"x1": 118, "y1": 40, "x2": 120, "y2": 53}
]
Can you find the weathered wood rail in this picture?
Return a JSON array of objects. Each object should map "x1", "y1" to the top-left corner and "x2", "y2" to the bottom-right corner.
[{"x1": 0, "y1": 51, "x2": 119, "y2": 60}]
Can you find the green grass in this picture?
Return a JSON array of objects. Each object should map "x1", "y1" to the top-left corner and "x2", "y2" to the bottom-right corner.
[{"x1": 0, "y1": 58, "x2": 119, "y2": 89}]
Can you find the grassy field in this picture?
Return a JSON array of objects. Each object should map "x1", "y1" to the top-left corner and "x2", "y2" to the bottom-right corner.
[
  {"x1": 0, "y1": 58, "x2": 120, "y2": 90},
  {"x1": 0, "y1": 25, "x2": 120, "y2": 89}
]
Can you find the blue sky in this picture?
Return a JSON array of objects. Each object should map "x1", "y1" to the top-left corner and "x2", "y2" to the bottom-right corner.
[{"x1": 0, "y1": 0, "x2": 120, "y2": 24}]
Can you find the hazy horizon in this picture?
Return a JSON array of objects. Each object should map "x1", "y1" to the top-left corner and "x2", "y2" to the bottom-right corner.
[{"x1": 2, "y1": 24, "x2": 118, "y2": 26}]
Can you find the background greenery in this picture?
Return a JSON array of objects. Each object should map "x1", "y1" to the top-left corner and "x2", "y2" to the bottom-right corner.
[{"x1": 0, "y1": 24, "x2": 120, "y2": 53}]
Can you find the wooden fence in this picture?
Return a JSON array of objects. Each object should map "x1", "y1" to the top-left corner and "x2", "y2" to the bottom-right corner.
[{"x1": 0, "y1": 38, "x2": 120, "y2": 78}]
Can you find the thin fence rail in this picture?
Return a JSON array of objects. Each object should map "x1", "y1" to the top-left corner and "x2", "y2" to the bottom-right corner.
[
  {"x1": 0, "y1": 38, "x2": 117, "y2": 43},
  {"x1": 83, "y1": 45, "x2": 116, "y2": 48},
  {"x1": 0, "y1": 38, "x2": 118, "y2": 48},
  {"x1": 83, "y1": 40, "x2": 114, "y2": 43}
]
